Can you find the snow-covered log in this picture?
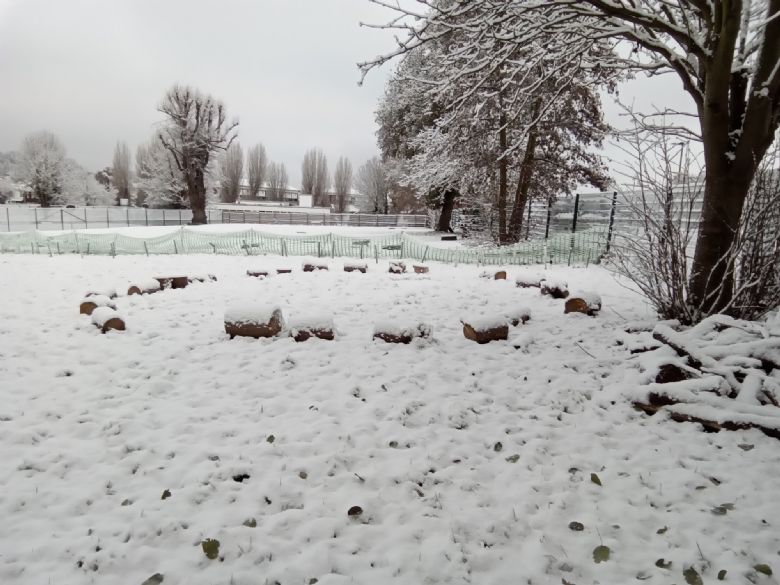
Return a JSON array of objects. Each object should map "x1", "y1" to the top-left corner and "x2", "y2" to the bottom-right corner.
[
  {"x1": 189, "y1": 274, "x2": 217, "y2": 283},
  {"x1": 389, "y1": 261, "x2": 406, "y2": 274},
  {"x1": 373, "y1": 322, "x2": 432, "y2": 344},
  {"x1": 154, "y1": 276, "x2": 189, "y2": 290},
  {"x1": 344, "y1": 261, "x2": 367, "y2": 274},
  {"x1": 515, "y1": 273, "x2": 542, "y2": 289},
  {"x1": 225, "y1": 304, "x2": 285, "y2": 339},
  {"x1": 540, "y1": 279, "x2": 568, "y2": 299},
  {"x1": 289, "y1": 315, "x2": 335, "y2": 342},
  {"x1": 79, "y1": 295, "x2": 116, "y2": 316},
  {"x1": 565, "y1": 292, "x2": 602, "y2": 316},
  {"x1": 462, "y1": 316, "x2": 509, "y2": 344},
  {"x1": 127, "y1": 279, "x2": 162, "y2": 296},
  {"x1": 85, "y1": 287, "x2": 117, "y2": 300},
  {"x1": 303, "y1": 261, "x2": 329, "y2": 272},
  {"x1": 91, "y1": 306, "x2": 125, "y2": 333},
  {"x1": 276, "y1": 268, "x2": 292, "y2": 275},
  {"x1": 246, "y1": 270, "x2": 269, "y2": 278},
  {"x1": 506, "y1": 307, "x2": 531, "y2": 327},
  {"x1": 482, "y1": 270, "x2": 506, "y2": 280}
]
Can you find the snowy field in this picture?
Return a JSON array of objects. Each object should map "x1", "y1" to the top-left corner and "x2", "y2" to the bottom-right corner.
[{"x1": 1, "y1": 254, "x2": 779, "y2": 585}]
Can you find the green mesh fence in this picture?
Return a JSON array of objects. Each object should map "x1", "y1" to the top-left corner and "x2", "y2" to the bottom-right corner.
[{"x1": 0, "y1": 227, "x2": 609, "y2": 265}]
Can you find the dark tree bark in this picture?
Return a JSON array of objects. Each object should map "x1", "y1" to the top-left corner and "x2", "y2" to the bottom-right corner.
[
  {"x1": 189, "y1": 169, "x2": 208, "y2": 225},
  {"x1": 437, "y1": 189, "x2": 457, "y2": 232},
  {"x1": 497, "y1": 110, "x2": 509, "y2": 243},
  {"x1": 507, "y1": 129, "x2": 538, "y2": 242}
]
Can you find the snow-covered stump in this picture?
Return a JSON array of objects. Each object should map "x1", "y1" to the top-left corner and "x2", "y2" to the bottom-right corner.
[
  {"x1": 462, "y1": 316, "x2": 509, "y2": 344},
  {"x1": 91, "y1": 306, "x2": 125, "y2": 333},
  {"x1": 506, "y1": 307, "x2": 531, "y2": 326},
  {"x1": 154, "y1": 276, "x2": 189, "y2": 290},
  {"x1": 344, "y1": 261, "x2": 367, "y2": 274},
  {"x1": 189, "y1": 274, "x2": 217, "y2": 283},
  {"x1": 373, "y1": 322, "x2": 432, "y2": 344},
  {"x1": 515, "y1": 273, "x2": 542, "y2": 289},
  {"x1": 564, "y1": 292, "x2": 602, "y2": 316},
  {"x1": 540, "y1": 278, "x2": 569, "y2": 299},
  {"x1": 413, "y1": 264, "x2": 430, "y2": 274},
  {"x1": 224, "y1": 305, "x2": 285, "y2": 339},
  {"x1": 289, "y1": 315, "x2": 335, "y2": 342},
  {"x1": 246, "y1": 270, "x2": 269, "y2": 278},
  {"x1": 85, "y1": 287, "x2": 118, "y2": 300},
  {"x1": 79, "y1": 294, "x2": 116, "y2": 316},
  {"x1": 482, "y1": 270, "x2": 506, "y2": 280},
  {"x1": 303, "y1": 261, "x2": 329, "y2": 272},
  {"x1": 127, "y1": 279, "x2": 162, "y2": 296},
  {"x1": 389, "y1": 261, "x2": 406, "y2": 274}
]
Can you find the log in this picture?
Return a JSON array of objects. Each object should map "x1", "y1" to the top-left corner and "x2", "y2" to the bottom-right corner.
[
  {"x1": 224, "y1": 306, "x2": 285, "y2": 339},
  {"x1": 344, "y1": 262, "x2": 367, "y2": 273},
  {"x1": 155, "y1": 276, "x2": 189, "y2": 289},
  {"x1": 91, "y1": 307, "x2": 125, "y2": 333},
  {"x1": 303, "y1": 262, "x2": 328, "y2": 272},
  {"x1": 246, "y1": 270, "x2": 269, "y2": 278},
  {"x1": 373, "y1": 323, "x2": 432, "y2": 344},
  {"x1": 276, "y1": 269, "x2": 292, "y2": 274},
  {"x1": 540, "y1": 279, "x2": 569, "y2": 299},
  {"x1": 189, "y1": 274, "x2": 217, "y2": 283},
  {"x1": 652, "y1": 325, "x2": 703, "y2": 369},
  {"x1": 127, "y1": 279, "x2": 162, "y2": 296},
  {"x1": 462, "y1": 318, "x2": 509, "y2": 344},
  {"x1": 389, "y1": 261, "x2": 406, "y2": 274},
  {"x1": 441, "y1": 235, "x2": 457, "y2": 241},
  {"x1": 654, "y1": 363, "x2": 693, "y2": 384},
  {"x1": 289, "y1": 316, "x2": 335, "y2": 342},
  {"x1": 413, "y1": 264, "x2": 429, "y2": 274},
  {"x1": 494, "y1": 270, "x2": 507, "y2": 280},
  {"x1": 507, "y1": 307, "x2": 531, "y2": 326},
  {"x1": 79, "y1": 295, "x2": 116, "y2": 316},
  {"x1": 564, "y1": 292, "x2": 602, "y2": 316},
  {"x1": 515, "y1": 273, "x2": 542, "y2": 289},
  {"x1": 85, "y1": 288, "x2": 118, "y2": 299}
]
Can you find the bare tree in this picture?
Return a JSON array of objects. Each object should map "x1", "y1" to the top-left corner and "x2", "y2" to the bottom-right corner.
[
  {"x1": 301, "y1": 148, "x2": 329, "y2": 205},
  {"x1": 246, "y1": 144, "x2": 267, "y2": 199},
  {"x1": 19, "y1": 130, "x2": 66, "y2": 207},
  {"x1": 157, "y1": 84, "x2": 238, "y2": 224},
  {"x1": 111, "y1": 141, "x2": 132, "y2": 205},
  {"x1": 356, "y1": 157, "x2": 389, "y2": 213},
  {"x1": 333, "y1": 157, "x2": 353, "y2": 212},
  {"x1": 362, "y1": 0, "x2": 780, "y2": 317},
  {"x1": 219, "y1": 141, "x2": 243, "y2": 203},
  {"x1": 266, "y1": 162, "x2": 289, "y2": 202}
]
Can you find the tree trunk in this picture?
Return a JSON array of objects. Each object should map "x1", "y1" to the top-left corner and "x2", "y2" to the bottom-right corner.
[
  {"x1": 437, "y1": 189, "x2": 457, "y2": 232},
  {"x1": 497, "y1": 111, "x2": 508, "y2": 244},
  {"x1": 689, "y1": 168, "x2": 751, "y2": 314},
  {"x1": 507, "y1": 130, "x2": 538, "y2": 243},
  {"x1": 189, "y1": 169, "x2": 208, "y2": 225}
]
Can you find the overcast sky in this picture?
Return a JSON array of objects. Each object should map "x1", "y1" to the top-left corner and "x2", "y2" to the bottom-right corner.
[{"x1": 0, "y1": 0, "x2": 695, "y2": 186}]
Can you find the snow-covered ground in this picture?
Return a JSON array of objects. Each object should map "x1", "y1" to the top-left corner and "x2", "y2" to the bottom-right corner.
[{"x1": 1, "y1": 254, "x2": 778, "y2": 585}]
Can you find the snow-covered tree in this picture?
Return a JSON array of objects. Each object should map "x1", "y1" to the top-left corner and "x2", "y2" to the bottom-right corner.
[
  {"x1": 362, "y1": 0, "x2": 780, "y2": 315},
  {"x1": 111, "y1": 141, "x2": 132, "y2": 205},
  {"x1": 219, "y1": 141, "x2": 243, "y2": 203},
  {"x1": 246, "y1": 143, "x2": 267, "y2": 199},
  {"x1": 333, "y1": 156, "x2": 353, "y2": 212},
  {"x1": 135, "y1": 137, "x2": 187, "y2": 209},
  {"x1": 301, "y1": 148, "x2": 329, "y2": 205},
  {"x1": 157, "y1": 84, "x2": 238, "y2": 223},
  {"x1": 19, "y1": 131, "x2": 66, "y2": 207},
  {"x1": 356, "y1": 157, "x2": 389, "y2": 213},
  {"x1": 61, "y1": 159, "x2": 114, "y2": 206},
  {"x1": 266, "y1": 162, "x2": 289, "y2": 201}
]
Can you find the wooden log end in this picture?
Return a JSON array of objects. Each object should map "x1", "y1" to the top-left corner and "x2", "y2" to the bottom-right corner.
[{"x1": 462, "y1": 322, "x2": 509, "y2": 344}]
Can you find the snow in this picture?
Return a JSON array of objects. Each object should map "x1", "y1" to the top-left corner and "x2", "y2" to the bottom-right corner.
[
  {"x1": 289, "y1": 314, "x2": 336, "y2": 331},
  {"x1": 224, "y1": 303, "x2": 284, "y2": 325},
  {"x1": 571, "y1": 290, "x2": 602, "y2": 308},
  {"x1": 462, "y1": 314, "x2": 509, "y2": 330},
  {"x1": 1, "y1": 254, "x2": 780, "y2": 585},
  {"x1": 515, "y1": 271, "x2": 542, "y2": 286},
  {"x1": 130, "y1": 278, "x2": 163, "y2": 293},
  {"x1": 80, "y1": 294, "x2": 115, "y2": 309}
]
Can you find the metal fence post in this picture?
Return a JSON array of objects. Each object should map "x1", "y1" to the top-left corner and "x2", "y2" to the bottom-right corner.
[
  {"x1": 34, "y1": 207, "x2": 38, "y2": 229},
  {"x1": 179, "y1": 209, "x2": 182, "y2": 225},
  {"x1": 571, "y1": 193, "x2": 580, "y2": 233},
  {"x1": 84, "y1": 209, "x2": 88, "y2": 229},
  {"x1": 126, "y1": 207, "x2": 130, "y2": 227},
  {"x1": 162, "y1": 209, "x2": 166, "y2": 226},
  {"x1": 605, "y1": 190, "x2": 618, "y2": 253},
  {"x1": 544, "y1": 201, "x2": 552, "y2": 240},
  {"x1": 106, "y1": 207, "x2": 110, "y2": 228},
  {"x1": 145, "y1": 207, "x2": 149, "y2": 226},
  {"x1": 6, "y1": 207, "x2": 9, "y2": 232},
  {"x1": 60, "y1": 209, "x2": 64, "y2": 230}
]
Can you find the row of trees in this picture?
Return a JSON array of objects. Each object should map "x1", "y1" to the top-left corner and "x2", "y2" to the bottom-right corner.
[{"x1": 362, "y1": 0, "x2": 780, "y2": 320}]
